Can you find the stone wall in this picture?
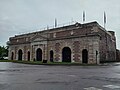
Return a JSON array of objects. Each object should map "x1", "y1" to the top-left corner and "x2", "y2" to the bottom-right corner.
[{"x1": 48, "y1": 36, "x2": 100, "y2": 64}]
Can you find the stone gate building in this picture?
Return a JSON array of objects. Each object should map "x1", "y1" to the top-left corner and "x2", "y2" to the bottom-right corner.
[{"x1": 7, "y1": 21, "x2": 116, "y2": 64}]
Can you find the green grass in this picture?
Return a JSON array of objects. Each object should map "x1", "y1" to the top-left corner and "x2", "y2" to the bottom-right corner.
[
  {"x1": 0, "y1": 60, "x2": 97, "y2": 66},
  {"x1": 1, "y1": 60, "x2": 119, "y2": 66},
  {"x1": 0, "y1": 60, "x2": 13, "y2": 62}
]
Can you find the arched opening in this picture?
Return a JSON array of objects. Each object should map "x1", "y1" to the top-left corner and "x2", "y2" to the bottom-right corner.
[
  {"x1": 27, "y1": 51, "x2": 30, "y2": 61},
  {"x1": 36, "y1": 48, "x2": 42, "y2": 61},
  {"x1": 82, "y1": 49, "x2": 88, "y2": 64},
  {"x1": 11, "y1": 52, "x2": 14, "y2": 60},
  {"x1": 18, "y1": 49, "x2": 23, "y2": 61},
  {"x1": 62, "y1": 47, "x2": 71, "y2": 62},
  {"x1": 50, "y1": 50, "x2": 54, "y2": 62}
]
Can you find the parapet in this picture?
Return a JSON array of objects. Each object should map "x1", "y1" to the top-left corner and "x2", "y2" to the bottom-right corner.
[{"x1": 108, "y1": 31, "x2": 115, "y2": 36}]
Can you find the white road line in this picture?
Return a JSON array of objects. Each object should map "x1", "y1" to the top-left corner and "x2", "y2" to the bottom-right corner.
[
  {"x1": 68, "y1": 75, "x2": 76, "y2": 77},
  {"x1": 84, "y1": 87, "x2": 102, "y2": 90},
  {"x1": 103, "y1": 85, "x2": 120, "y2": 89}
]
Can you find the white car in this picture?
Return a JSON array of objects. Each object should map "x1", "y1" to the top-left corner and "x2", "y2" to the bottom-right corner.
[{"x1": 3, "y1": 57, "x2": 8, "y2": 60}]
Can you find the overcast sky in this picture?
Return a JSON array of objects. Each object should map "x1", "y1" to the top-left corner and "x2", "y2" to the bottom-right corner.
[{"x1": 0, "y1": 0, "x2": 120, "y2": 49}]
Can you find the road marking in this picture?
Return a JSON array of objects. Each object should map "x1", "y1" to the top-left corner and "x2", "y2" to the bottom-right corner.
[
  {"x1": 84, "y1": 87, "x2": 102, "y2": 90},
  {"x1": 103, "y1": 85, "x2": 120, "y2": 89},
  {"x1": 68, "y1": 75, "x2": 76, "y2": 77}
]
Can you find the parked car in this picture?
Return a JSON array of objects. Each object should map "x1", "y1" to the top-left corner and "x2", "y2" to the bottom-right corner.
[{"x1": 3, "y1": 57, "x2": 8, "y2": 60}]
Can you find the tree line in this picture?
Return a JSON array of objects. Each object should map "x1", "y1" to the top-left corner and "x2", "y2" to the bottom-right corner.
[{"x1": 0, "y1": 46, "x2": 8, "y2": 59}]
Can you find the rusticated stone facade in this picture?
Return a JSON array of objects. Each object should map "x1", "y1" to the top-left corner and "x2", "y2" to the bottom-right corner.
[{"x1": 7, "y1": 21, "x2": 116, "y2": 64}]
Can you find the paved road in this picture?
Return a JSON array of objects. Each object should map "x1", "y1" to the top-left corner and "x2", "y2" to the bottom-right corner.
[{"x1": 0, "y1": 62, "x2": 120, "y2": 90}]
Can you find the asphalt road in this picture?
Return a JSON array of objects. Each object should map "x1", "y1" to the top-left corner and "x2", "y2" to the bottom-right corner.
[{"x1": 0, "y1": 62, "x2": 120, "y2": 90}]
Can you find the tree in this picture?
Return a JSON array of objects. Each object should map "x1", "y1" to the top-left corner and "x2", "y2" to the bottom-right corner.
[{"x1": 0, "y1": 46, "x2": 8, "y2": 58}]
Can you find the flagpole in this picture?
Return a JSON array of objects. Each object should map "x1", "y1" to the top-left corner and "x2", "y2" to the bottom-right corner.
[
  {"x1": 104, "y1": 11, "x2": 106, "y2": 29},
  {"x1": 55, "y1": 18, "x2": 57, "y2": 27},
  {"x1": 83, "y1": 11, "x2": 85, "y2": 24},
  {"x1": 47, "y1": 25, "x2": 49, "y2": 30},
  {"x1": 104, "y1": 11, "x2": 108, "y2": 61}
]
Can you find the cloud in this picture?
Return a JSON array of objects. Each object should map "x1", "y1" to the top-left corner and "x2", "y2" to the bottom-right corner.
[
  {"x1": 0, "y1": 0, "x2": 120, "y2": 48},
  {"x1": 1, "y1": 16, "x2": 9, "y2": 20}
]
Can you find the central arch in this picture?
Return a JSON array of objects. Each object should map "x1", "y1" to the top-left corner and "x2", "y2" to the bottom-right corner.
[
  {"x1": 82, "y1": 49, "x2": 88, "y2": 64},
  {"x1": 36, "y1": 48, "x2": 42, "y2": 61},
  {"x1": 62, "y1": 47, "x2": 71, "y2": 62},
  {"x1": 50, "y1": 50, "x2": 54, "y2": 62},
  {"x1": 18, "y1": 49, "x2": 23, "y2": 61}
]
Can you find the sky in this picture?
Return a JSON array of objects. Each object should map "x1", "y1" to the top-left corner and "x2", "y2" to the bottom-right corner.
[{"x1": 0, "y1": 0, "x2": 120, "y2": 49}]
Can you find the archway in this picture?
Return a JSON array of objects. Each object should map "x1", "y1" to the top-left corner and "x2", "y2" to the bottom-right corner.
[
  {"x1": 36, "y1": 48, "x2": 42, "y2": 61},
  {"x1": 62, "y1": 47, "x2": 71, "y2": 62},
  {"x1": 27, "y1": 51, "x2": 30, "y2": 61},
  {"x1": 18, "y1": 49, "x2": 23, "y2": 61},
  {"x1": 11, "y1": 52, "x2": 14, "y2": 60},
  {"x1": 50, "y1": 50, "x2": 54, "y2": 62},
  {"x1": 82, "y1": 49, "x2": 88, "y2": 64}
]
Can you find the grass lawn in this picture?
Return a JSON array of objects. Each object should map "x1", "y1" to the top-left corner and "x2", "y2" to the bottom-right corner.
[
  {"x1": 0, "y1": 60, "x2": 13, "y2": 62},
  {"x1": 0, "y1": 60, "x2": 98, "y2": 66}
]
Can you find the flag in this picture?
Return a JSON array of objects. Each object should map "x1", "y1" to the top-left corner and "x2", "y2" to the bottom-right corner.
[
  {"x1": 83, "y1": 11, "x2": 85, "y2": 22},
  {"x1": 55, "y1": 18, "x2": 57, "y2": 27}
]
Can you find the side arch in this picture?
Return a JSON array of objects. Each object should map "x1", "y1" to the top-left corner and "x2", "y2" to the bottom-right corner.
[
  {"x1": 50, "y1": 50, "x2": 54, "y2": 62},
  {"x1": 82, "y1": 49, "x2": 88, "y2": 64},
  {"x1": 27, "y1": 51, "x2": 30, "y2": 61},
  {"x1": 11, "y1": 52, "x2": 14, "y2": 60}
]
